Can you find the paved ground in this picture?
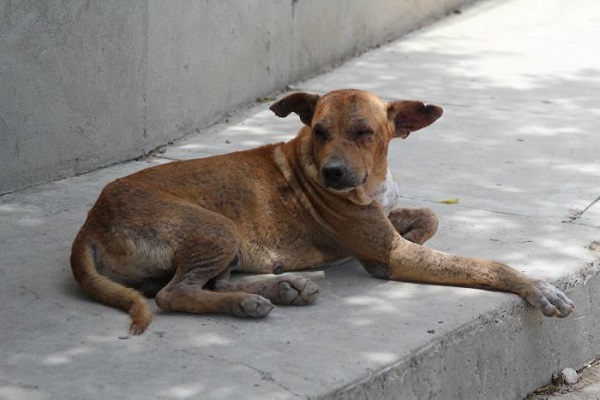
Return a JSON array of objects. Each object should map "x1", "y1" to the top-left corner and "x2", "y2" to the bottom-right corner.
[{"x1": 1, "y1": 0, "x2": 599, "y2": 399}]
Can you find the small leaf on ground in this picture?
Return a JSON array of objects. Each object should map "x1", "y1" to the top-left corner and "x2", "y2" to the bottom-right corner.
[{"x1": 439, "y1": 198, "x2": 460, "y2": 204}]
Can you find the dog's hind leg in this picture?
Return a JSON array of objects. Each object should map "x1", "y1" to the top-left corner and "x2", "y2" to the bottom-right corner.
[
  {"x1": 213, "y1": 273, "x2": 320, "y2": 306},
  {"x1": 388, "y1": 208, "x2": 439, "y2": 245},
  {"x1": 154, "y1": 212, "x2": 274, "y2": 318}
]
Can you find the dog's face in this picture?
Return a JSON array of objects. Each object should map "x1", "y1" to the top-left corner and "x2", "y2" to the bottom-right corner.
[{"x1": 270, "y1": 89, "x2": 443, "y2": 193}]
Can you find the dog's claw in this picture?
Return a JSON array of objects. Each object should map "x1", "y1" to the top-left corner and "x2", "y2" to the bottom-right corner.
[
  {"x1": 524, "y1": 279, "x2": 575, "y2": 318},
  {"x1": 233, "y1": 295, "x2": 274, "y2": 318}
]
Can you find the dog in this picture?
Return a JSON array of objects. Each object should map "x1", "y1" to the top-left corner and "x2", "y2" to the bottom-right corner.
[{"x1": 71, "y1": 89, "x2": 575, "y2": 334}]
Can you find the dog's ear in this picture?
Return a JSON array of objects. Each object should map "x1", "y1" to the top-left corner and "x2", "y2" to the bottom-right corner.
[
  {"x1": 387, "y1": 101, "x2": 443, "y2": 139},
  {"x1": 270, "y1": 92, "x2": 320, "y2": 126}
]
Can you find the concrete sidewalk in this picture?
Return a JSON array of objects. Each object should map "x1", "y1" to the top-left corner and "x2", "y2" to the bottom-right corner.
[{"x1": 1, "y1": 0, "x2": 599, "y2": 399}]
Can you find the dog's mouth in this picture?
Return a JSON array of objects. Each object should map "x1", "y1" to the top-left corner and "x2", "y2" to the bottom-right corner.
[{"x1": 325, "y1": 185, "x2": 355, "y2": 193}]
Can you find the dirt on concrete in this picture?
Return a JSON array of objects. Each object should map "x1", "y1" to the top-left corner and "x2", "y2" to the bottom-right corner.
[{"x1": 529, "y1": 357, "x2": 600, "y2": 399}]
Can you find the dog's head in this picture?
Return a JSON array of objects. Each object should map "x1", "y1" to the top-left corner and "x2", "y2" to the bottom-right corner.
[{"x1": 270, "y1": 89, "x2": 442, "y2": 195}]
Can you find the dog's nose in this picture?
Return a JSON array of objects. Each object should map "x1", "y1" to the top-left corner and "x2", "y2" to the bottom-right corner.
[
  {"x1": 323, "y1": 165, "x2": 345, "y2": 182},
  {"x1": 321, "y1": 161, "x2": 351, "y2": 190}
]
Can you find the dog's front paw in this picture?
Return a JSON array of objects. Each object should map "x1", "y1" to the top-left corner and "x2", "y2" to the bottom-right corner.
[
  {"x1": 524, "y1": 279, "x2": 575, "y2": 317},
  {"x1": 233, "y1": 295, "x2": 274, "y2": 318},
  {"x1": 275, "y1": 275, "x2": 320, "y2": 306}
]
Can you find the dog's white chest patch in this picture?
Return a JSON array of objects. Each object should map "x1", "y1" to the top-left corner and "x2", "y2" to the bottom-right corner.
[{"x1": 372, "y1": 169, "x2": 401, "y2": 214}]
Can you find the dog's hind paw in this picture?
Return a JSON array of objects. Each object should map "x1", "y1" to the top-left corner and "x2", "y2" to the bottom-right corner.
[
  {"x1": 233, "y1": 295, "x2": 274, "y2": 318},
  {"x1": 275, "y1": 275, "x2": 320, "y2": 306},
  {"x1": 524, "y1": 279, "x2": 575, "y2": 318},
  {"x1": 214, "y1": 273, "x2": 320, "y2": 307}
]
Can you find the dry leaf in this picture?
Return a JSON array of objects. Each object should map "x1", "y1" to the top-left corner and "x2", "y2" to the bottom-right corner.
[{"x1": 439, "y1": 198, "x2": 460, "y2": 204}]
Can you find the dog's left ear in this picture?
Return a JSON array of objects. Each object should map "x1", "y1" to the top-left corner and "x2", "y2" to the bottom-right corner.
[
  {"x1": 387, "y1": 101, "x2": 443, "y2": 139},
  {"x1": 270, "y1": 92, "x2": 320, "y2": 126}
]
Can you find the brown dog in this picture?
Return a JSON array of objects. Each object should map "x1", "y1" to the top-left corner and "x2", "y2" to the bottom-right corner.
[{"x1": 71, "y1": 89, "x2": 575, "y2": 334}]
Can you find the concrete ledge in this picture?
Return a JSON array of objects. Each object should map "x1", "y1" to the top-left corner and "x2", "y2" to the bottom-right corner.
[
  {"x1": 327, "y1": 271, "x2": 600, "y2": 399},
  {"x1": 1, "y1": 0, "x2": 599, "y2": 399},
  {"x1": 0, "y1": 0, "x2": 476, "y2": 195}
]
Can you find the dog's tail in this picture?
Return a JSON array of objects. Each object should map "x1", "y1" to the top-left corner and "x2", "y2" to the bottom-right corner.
[{"x1": 70, "y1": 234, "x2": 153, "y2": 335}]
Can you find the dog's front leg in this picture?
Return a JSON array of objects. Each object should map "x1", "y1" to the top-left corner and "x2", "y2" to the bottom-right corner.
[
  {"x1": 359, "y1": 229, "x2": 574, "y2": 318},
  {"x1": 388, "y1": 208, "x2": 439, "y2": 245}
]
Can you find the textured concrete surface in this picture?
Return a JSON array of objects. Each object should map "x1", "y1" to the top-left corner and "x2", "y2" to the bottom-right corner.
[
  {"x1": 0, "y1": 0, "x2": 475, "y2": 195},
  {"x1": 1, "y1": 0, "x2": 600, "y2": 399},
  {"x1": 530, "y1": 360, "x2": 600, "y2": 399}
]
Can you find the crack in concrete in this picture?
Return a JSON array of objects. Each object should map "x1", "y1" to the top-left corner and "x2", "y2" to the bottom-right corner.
[
  {"x1": 236, "y1": 360, "x2": 301, "y2": 397},
  {"x1": 145, "y1": 332, "x2": 301, "y2": 397},
  {"x1": 567, "y1": 195, "x2": 600, "y2": 222},
  {"x1": 195, "y1": 350, "x2": 302, "y2": 397},
  {"x1": 19, "y1": 285, "x2": 41, "y2": 300}
]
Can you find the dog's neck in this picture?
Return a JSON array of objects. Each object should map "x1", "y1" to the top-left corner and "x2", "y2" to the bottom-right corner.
[
  {"x1": 369, "y1": 169, "x2": 401, "y2": 214},
  {"x1": 277, "y1": 133, "x2": 400, "y2": 214}
]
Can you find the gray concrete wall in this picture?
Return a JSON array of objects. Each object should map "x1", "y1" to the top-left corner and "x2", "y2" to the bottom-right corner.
[{"x1": 0, "y1": 0, "x2": 475, "y2": 195}]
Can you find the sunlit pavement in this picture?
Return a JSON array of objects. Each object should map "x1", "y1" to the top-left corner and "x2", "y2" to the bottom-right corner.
[{"x1": 1, "y1": 0, "x2": 599, "y2": 398}]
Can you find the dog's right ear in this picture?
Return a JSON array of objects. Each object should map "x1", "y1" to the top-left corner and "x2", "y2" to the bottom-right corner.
[
  {"x1": 270, "y1": 92, "x2": 320, "y2": 126},
  {"x1": 387, "y1": 101, "x2": 443, "y2": 139}
]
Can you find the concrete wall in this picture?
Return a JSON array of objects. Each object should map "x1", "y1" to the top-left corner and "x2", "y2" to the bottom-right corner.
[{"x1": 0, "y1": 0, "x2": 475, "y2": 195}]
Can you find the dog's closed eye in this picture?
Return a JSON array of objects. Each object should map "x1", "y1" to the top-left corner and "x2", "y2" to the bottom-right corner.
[
  {"x1": 355, "y1": 129, "x2": 373, "y2": 138},
  {"x1": 349, "y1": 121, "x2": 374, "y2": 141},
  {"x1": 313, "y1": 125, "x2": 330, "y2": 141}
]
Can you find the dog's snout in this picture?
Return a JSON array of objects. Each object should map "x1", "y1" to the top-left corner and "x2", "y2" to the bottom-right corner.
[
  {"x1": 321, "y1": 160, "x2": 359, "y2": 191},
  {"x1": 323, "y1": 164, "x2": 346, "y2": 183}
]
